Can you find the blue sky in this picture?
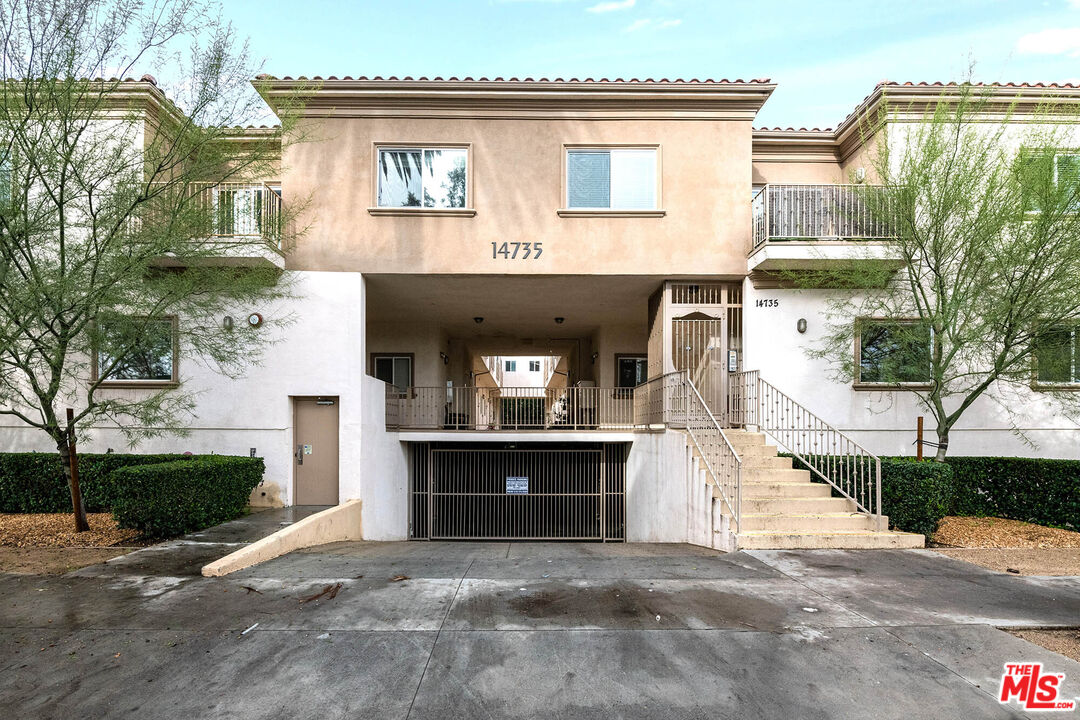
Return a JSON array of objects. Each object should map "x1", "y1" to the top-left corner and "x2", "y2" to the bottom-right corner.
[{"x1": 221, "y1": 0, "x2": 1080, "y2": 129}]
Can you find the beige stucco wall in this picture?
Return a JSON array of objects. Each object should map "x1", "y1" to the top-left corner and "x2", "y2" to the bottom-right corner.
[
  {"x1": 367, "y1": 321, "x2": 449, "y2": 387},
  {"x1": 282, "y1": 117, "x2": 752, "y2": 275},
  {"x1": 595, "y1": 323, "x2": 648, "y2": 387},
  {"x1": 751, "y1": 160, "x2": 843, "y2": 185}
]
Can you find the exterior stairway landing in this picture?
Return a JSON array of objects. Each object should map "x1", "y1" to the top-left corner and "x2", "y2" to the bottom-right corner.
[{"x1": 721, "y1": 430, "x2": 925, "y2": 550}]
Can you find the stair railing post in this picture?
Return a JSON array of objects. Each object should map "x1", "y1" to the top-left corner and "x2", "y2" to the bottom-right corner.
[{"x1": 876, "y1": 456, "x2": 883, "y2": 531}]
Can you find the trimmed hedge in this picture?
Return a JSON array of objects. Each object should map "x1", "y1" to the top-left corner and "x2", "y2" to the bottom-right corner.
[
  {"x1": 946, "y1": 457, "x2": 1079, "y2": 532},
  {"x1": 0, "y1": 452, "x2": 188, "y2": 513},
  {"x1": 879, "y1": 458, "x2": 954, "y2": 537},
  {"x1": 110, "y1": 456, "x2": 265, "y2": 538},
  {"x1": 787, "y1": 454, "x2": 954, "y2": 536}
]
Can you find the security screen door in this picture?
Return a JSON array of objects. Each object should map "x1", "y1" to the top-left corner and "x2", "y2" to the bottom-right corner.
[{"x1": 672, "y1": 317, "x2": 728, "y2": 423}]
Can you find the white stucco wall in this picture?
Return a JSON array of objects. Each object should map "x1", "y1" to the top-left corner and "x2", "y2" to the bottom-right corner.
[
  {"x1": 742, "y1": 279, "x2": 1080, "y2": 458},
  {"x1": 0, "y1": 271, "x2": 371, "y2": 507},
  {"x1": 356, "y1": 374, "x2": 409, "y2": 540},
  {"x1": 625, "y1": 430, "x2": 690, "y2": 542}
]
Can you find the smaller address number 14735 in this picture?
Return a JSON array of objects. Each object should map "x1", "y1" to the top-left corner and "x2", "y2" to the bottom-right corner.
[{"x1": 492, "y1": 241, "x2": 543, "y2": 260}]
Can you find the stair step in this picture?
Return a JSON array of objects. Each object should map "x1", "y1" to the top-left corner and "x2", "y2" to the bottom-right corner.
[
  {"x1": 741, "y1": 456, "x2": 793, "y2": 470},
  {"x1": 723, "y1": 430, "x2": 767, "y2": 446},
  {"x1": 743, "y1": 468, "x2": 811, "y2": 483},
  {"x1": 731, "y1": 443, "x2": 779, "y2": 460},
  {"x1": 739, "y1": 512, "x2": 881, "y2": 532},
  {"x1": 742, "y1": 482, "x2": 832, "y2": 498},
  {"x1": 736, "y1": 530, "x2": 925, "y2": 550},
  {"x1": 740, "y1": 496, "x2": 858, "y2": 514}
]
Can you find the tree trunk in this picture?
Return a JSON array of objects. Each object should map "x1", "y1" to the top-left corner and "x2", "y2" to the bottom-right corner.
[
  {"x1": 57, "y1": 433, "x2": 89, "y2": 533},
  {"x1": 934, "y1": 428, "x2": 950, "y2": 462}
]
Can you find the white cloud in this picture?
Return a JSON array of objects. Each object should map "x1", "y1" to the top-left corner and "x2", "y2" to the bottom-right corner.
[
  {"x1": 587, "y1": 0, "x2": 634, "y2": 12},
  {"x1": 1016, "y1": 27, "x2": 1080, "y2": 57},
  {"x1": 623, "y1": 17, "x2": 682, "y2": 32},
  {"x1": 1068, "y1": 0, "x2": 1080, "y2": 8}
]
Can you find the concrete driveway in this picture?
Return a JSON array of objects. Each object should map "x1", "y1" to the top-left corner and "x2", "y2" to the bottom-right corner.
[{"x1": 3, "y1": 508, "x2": 1080, "y2": 719}]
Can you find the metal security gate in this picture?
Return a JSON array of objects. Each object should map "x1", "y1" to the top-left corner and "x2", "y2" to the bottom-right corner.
[
  {"x1": 672, "y1": 317, "x2": 728, "y2": 422},
  {"x1": 409, "y1": 443, "x2": 626, "y2": 541}
]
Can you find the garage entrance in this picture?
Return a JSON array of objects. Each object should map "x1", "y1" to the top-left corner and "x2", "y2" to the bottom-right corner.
[{"x1": 408, "y1": 442, "x2": 627, "y2": 541}]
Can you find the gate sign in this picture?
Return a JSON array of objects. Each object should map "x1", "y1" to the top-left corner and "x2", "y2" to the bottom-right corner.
[{"x1": 505, "y1": 476, "x2": 529, "y2": 494}]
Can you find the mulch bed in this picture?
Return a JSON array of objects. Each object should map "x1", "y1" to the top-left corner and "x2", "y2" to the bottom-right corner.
[
  {"x1": 0, "y1": 513, "x2": 145, "y2": 548},
  {"x1": 932, "y1": 516, "x2": 1080, "y2": 549}
]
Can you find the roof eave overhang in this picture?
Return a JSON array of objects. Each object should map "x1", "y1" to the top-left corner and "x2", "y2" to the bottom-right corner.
[{"x1": 254, "y1": 78, "x2": 777, "y2": 121}]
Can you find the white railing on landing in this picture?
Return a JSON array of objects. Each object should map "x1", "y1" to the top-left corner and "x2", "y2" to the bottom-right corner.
[
  {"x1": 729, "y1": 370, "x2": 883, "y2": 529},
  {"x1": 384, "y1": 371, "x2": 744, "y2": 531}
]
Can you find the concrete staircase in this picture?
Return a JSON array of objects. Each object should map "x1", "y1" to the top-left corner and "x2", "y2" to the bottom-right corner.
[{"x1": 711, "y1": 430, "x2": 924, "y2": 550}]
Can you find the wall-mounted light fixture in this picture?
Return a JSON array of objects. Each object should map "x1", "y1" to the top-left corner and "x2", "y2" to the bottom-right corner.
[
  {"x1": 797, "y1": 318, "x2": 807, "y2": 334},
  {"x1": 439, "y1": 352, "x2": 449, "y2": 365},
  {"x1": 591, "y1": 352, "x2": 599, "y2": 364},
  {"x1": 554, "y1": 317, "x2": 565, "y2": 324},
  {"x1": 473, "y1": 317, "x2": 484, "y2": 324}
]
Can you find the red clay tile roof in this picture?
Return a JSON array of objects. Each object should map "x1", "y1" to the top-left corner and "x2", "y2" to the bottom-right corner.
[
  {"x1": 255, "y1": 74, "x2": 772, "y2": 84},
  {"x1": 876, "y1": 80, "x2": 1080, "y2": 89}
]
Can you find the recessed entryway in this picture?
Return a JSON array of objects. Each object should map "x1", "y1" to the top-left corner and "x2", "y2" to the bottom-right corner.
[{"x1": 293, "y1": 396, "x2": 340, "y2": 505}]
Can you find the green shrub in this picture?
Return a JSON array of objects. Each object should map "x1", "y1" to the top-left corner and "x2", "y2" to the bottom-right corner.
[
  {"x1": 0, "y1": 452, "x2": 187, "y2": 513},
  {"x1": 878, "y1": 458, "x2": 954, "y2": 536},
  {"x1": 946, "y1": 457, "x2": 1079, "y2": 531},
  {"x1": 109, "y1": 456, "x2": 264, "y2": 538},
  {"x1": 786, "y1": 454, "x2": 953, "y2": 536}
]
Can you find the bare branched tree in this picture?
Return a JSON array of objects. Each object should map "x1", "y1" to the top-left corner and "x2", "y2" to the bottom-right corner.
[{"x1": 0, "y1": 0, "x2": 305, "y2": 529}]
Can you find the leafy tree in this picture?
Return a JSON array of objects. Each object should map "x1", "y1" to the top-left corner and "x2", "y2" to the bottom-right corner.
[
  {"x1": 808, "y1": 84, "x2": 1080, "y2": 460},
  {"x1": 0, "y1": 0, "x2": 304, "y2": 529}
]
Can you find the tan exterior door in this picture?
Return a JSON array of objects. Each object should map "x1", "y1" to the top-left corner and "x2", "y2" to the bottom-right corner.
[{"x1": 293, "y1": 397, "x2": 339, "y2": 505}]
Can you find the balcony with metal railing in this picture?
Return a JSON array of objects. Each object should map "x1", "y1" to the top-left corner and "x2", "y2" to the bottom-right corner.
[
  {"x1": 749, "y1": 184, "x2": 902, "y2": 275},
  {"x1": 148, "y1": 182, "x2": 285, "y2": 269}
]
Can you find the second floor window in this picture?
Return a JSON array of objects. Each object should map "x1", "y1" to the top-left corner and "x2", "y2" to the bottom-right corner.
[
  {"x1": 856, "y1": 319, "x2": 932, "y2": 386},
  {"x1": 505, "y1": 360, "x2": 517, "y2": 372},
  {"x1": 567, "y1": 148, "x2": 657, "y2": 210},
  {"x1": 1035, "y1": 324, "x2": 1079, "y2": 386},
  {"x1": 529, "y1": 360, "x2": 541, "y2": 372},
  {"x1": 1021, "y1": 150, "x2": 1080, "y2": 212},
  {"x1": 377, "y1": 147, "x2": 467, "y2": 209}
]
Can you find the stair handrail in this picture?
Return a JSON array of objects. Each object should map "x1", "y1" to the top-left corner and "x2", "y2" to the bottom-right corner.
[
  {"x1": 681, "y1": 372, "x2": 742, "y2": 533},
  {"x1": 732, "y1": 370, "x2": 883, "y2": 529}
]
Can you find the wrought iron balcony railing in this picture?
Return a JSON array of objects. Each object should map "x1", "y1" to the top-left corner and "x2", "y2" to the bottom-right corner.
[{"x1": 752, "y1": 183, "x2": 893, "y2": 250}]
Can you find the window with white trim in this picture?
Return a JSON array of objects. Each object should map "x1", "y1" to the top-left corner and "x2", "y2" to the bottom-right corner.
[
  {"x1": 504, "y1": 360, "x2": 517, "y2": 372},
  {"x1": 377, "y1": 147, "x2": 467, "y2": 208},
  {"x1": 566, "y1": 148, "x2": 657, "y2": 210},
  {"x1": 1021, "y1": 151, "x2": 1080, "y2": 212},
  {"x1": 528, "y1": 360, "x2": 541, "y2": 372}
]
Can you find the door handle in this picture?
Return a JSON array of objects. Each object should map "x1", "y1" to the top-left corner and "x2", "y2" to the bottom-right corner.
[{"x1": 296, "y1": 444, "x2": 304, "y2": 465}]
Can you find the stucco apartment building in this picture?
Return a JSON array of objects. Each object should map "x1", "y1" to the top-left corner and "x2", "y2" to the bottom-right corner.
[{"x1": 5, "y1": 76, "x2": 1078, "y2": 550}]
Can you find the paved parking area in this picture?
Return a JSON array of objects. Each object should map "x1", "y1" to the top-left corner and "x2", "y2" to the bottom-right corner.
[{"x1": 2, "y1": 509, "x2": 1080, "y2": 718}]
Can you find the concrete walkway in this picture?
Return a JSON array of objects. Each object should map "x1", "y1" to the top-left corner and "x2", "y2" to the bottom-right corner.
[{"x1": 2, "y1": 509, "x2": 1080, "y2": 718}]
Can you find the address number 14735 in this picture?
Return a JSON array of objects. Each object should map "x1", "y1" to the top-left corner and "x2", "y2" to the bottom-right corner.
[{"x1": 492, "y1": 241, "x2": 543, "y2": 260}]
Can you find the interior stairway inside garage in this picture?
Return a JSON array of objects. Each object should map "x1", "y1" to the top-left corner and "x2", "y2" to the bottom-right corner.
[{"x1": 695, "y1": 430, "x2": 924, "y2": 550}]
